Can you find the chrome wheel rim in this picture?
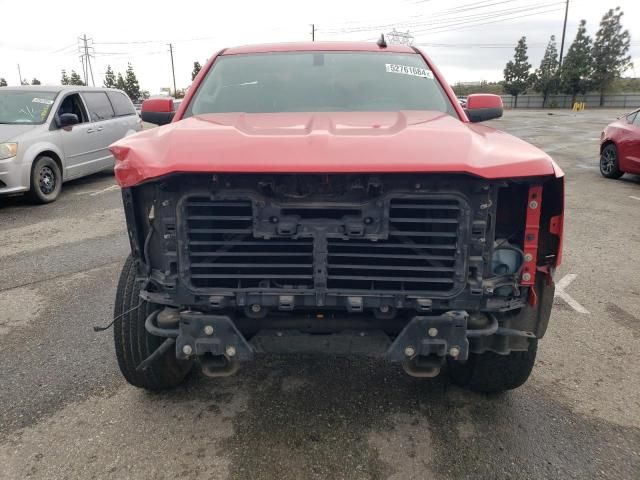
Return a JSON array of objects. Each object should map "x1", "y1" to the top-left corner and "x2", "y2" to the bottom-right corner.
[
  {"x1": 600, "y1": 147, "x2": 616, "y2": 175},
  {"x1": 39, "y1": 166, "x2": 56, "y2": 195}
]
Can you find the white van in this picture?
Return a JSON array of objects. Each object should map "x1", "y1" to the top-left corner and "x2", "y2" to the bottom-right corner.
[{"x1": 0, "y1": 86, "x2": 142, "y2": 203}]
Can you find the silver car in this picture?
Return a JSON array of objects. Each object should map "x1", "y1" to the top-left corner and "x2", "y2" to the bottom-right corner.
[{"x1": 0, "y1": 86, "x2": 142, "y2": 203}]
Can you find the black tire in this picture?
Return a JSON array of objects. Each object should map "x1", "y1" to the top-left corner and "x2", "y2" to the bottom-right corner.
[
  {"x1": 28, "y1": 155, "x2": 62, "y2": 203},
  {"x1": 600, "y1": 143, "x2": 624, "y2": 179},
  {"x1": 448, "y1": 339, "x2": 538, "y2": 393},
  {"x1": 114, "y1": 256, "x2": 192, "y2": 390}
]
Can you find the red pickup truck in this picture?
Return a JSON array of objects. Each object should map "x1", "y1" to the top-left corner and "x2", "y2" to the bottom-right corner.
[{"x1": 110, "y1": 41, "x2": 563, "y2": 393}]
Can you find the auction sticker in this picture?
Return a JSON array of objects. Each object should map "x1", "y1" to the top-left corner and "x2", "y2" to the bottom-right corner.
[
  {"x1": 32, "y1": 98, "x2": 54, "y2": 105},
  {"x1": 385, "y1": 64, "x2": 433, "y2": 78}
]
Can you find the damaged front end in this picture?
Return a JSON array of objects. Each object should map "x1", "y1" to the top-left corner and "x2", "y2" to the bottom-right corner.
[{"x1": 121, "y1": 173, "x2": 563, "y2": 378}]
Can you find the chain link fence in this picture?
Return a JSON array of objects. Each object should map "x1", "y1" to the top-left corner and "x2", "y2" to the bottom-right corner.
[{"x1": 500, "y1": 93, "x2": 640, "y2": 109}]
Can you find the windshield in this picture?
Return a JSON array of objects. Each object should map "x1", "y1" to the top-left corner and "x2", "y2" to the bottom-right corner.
[
  {"x1": 0, "y1": 91, "x2": 58, "y2": 125},
  {"x1": 184, "y1": 52, "x2": 457, "y2": 117}
]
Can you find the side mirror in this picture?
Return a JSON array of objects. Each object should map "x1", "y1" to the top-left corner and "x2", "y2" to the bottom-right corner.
[
  {"x1": 465, "y1": 94, "x2": 503, "y2": 122},
  {"x1": 141, "y1": 98, "x2": 175, "y2": 126},
  {"x1": 58, "y1": 113, "x2": 79, "y2": 128}
]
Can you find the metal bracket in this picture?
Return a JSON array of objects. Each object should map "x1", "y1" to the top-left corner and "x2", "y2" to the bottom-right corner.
[
  {"x1": 176, "y1": 313, "x2": 254, "y2": 361},
  {"x1": 522, "y1": 185, "x2": 542, "y2": 286},
  {"x1": 385, "y1": 311, "x2": 470, "y2": 362}
]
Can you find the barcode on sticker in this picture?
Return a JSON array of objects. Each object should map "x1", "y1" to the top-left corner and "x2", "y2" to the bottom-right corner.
[{"x1": 385, "y1": 64, "x2": 433, "y2": 78}]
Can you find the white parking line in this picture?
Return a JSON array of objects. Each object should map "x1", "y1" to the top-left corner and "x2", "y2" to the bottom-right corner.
[
  {"x1": 555, "y1": 274, "x2": 590, "y2": 314},
  {"x1": 630, "y1": 196, "x2": 640, "y2": 201},
  {"x1": 576, "y1": 164, "x2": 598, "y2": 170},
  {"x1": 75, "y1": 185, "x2": 120, "y2": 196},
  {"x1": 89, "y1": 185, "x2": 120, "y2": 196}
]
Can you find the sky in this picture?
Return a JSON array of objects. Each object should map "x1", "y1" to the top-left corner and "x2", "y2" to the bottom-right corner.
[{"x1": 0, "y1": 0, "x2": 638, "y2": 94}]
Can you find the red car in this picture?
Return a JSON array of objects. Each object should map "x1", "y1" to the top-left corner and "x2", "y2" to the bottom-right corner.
[
  {"x1": 600, "y1": 109, "x2": 640, "y2": 178},
  {"x1": 110, "y1": 41, "x2": 563, "y2": 394}
]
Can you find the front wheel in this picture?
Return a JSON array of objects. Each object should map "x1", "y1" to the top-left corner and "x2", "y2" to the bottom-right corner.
[
  {"x1": 113, "y1": 256, "x2": 192, "y2": 390},
  {"x1": 600, "y1": 143, "x2": 624, "y2": 179},
  {"x1": 28, "y1": 155, "x2": 62, "y2": 203},
  {"x1": 448, "y1": 339, "x2": 537, "y2": 393}
]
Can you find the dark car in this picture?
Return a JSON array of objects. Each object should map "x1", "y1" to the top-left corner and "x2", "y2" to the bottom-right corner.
[{"x1": 600, "y1": 109, "x2": 640, "y2": 178}]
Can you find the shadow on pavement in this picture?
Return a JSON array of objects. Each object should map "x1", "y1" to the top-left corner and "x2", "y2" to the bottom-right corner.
[{"x1": 142, "y1": 355, "x2": 640, "y2": 480}]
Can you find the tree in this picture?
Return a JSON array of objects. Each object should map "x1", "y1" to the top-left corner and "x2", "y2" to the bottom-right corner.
[
  {"x1": 61, "y1": 70, "x2": 70, "y2": 85},
  {"x1": 31, "y1": 78, "x2": 41, "y2": 85},
  {"x1": 559, "y1": 20, "x2": 593, "y2": 104},
  {"x1": 69, "y1": 70, "x2": 85, "y2": 85},
  {"x1": 591, "y1": 7, "x2": 632, "y2": 106},
  {"x1": 124, "y1": 63, "x2": 141, "y2": 102},
  {"x1": 531, "y1": 35, "x2": 559, "y2": 107},
  {"x1": 116, "y1": 72, "x2": 126, "y2": 91},
  {"x1": 192, "y1": 61, "x2": 202, "y2": 81},
  {"x1": 0, "y1": 78, "x2": 7, "y2": 87},
  {"x1": 503, "y1": 36, "x2": 532, "y2": 107},
  {"x1": 103, "y1": 65, "x2": 117, "y2": 88}
]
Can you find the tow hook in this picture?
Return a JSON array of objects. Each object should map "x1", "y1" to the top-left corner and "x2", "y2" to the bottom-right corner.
[
  {"x1": 141, "y1": 308, "x2": 253, "y2": 377},
  {"x1": 200, "y1": 354, "x2": 240, "y2": 378},
  {"x1": 402, "y1": 355, "x2": 443, "y2": 378},
  {"x1": 385, "y1": 311, "x2": 469, "y2": 378}
]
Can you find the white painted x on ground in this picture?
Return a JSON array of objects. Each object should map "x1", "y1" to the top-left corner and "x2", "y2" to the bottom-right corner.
[{"x1": 555, "y1": 274, "x2": 589, "y2": 314}]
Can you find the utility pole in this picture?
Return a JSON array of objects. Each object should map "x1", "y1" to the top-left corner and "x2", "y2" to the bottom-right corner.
[
  {"x1": 83, "y1": 35, "x2": 89, "y2": 84},
  {"x1": 559, "y1": 0, "x2": 570, "y2": 65},
  {"x1": 310, "y1": 24, "x2": 315, "y2": 42},
  {"x1": 86, "y1": 35, "x2": 95, "y2": 87},
  {"x1": 78, "y1": 35, "x2": 95, "y2": 86},
  {"x1": 17, "y1": 64, "x2": 23, "y2": 85},
  {"x1": 80, "y1": 56, "x2": 87, "y2": 85},
  {"x1": 168, "y1": 43, "x2": 177, "y2": 96}
]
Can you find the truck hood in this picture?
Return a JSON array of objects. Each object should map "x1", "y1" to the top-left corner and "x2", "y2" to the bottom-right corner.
[{"x1": 111, "y1": 111, "x2": 559, "y2": 188}]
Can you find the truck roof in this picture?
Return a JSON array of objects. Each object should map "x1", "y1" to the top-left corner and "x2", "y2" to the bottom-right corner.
[{"x1": 222, "y1": 41, "x2": 417, "y2": 56}]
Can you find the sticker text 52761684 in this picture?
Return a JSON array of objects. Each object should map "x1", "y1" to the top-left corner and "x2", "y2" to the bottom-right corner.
[{"x1": 385, "y1": 64, "x2": 433, "y2": 79}]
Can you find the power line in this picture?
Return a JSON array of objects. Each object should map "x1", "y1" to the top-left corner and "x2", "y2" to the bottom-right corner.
[
  {"x1": 407, "y1": 0, "x2": 564, "y2": 34},
  {"x1": 320, "y1": 0, "x2": 523, "y2": 33},
  {"x1": 320, "y1": 0, "x2": 515, "y2": 32},
  {"x1": 93, "y1": 50, "x2": 166, "y2": 56},
  {"x1": 419, "y1": 0, "x2": 520, "y2": 16},
  {"x1": 420, "y1": 41, "x2": 548, "y2": 48},
  {"x1": 410, "y1": 5, "x2": 565, "y2": 35},
  {"x1": 321, "y1": 0, "x2": 566, "y2": 34},
  {"x1": 93, "y1": 35, "x2": 218, "y2": 46},
  {"x1": 49, "y1": 42, "x2": 78, "y2": 54}
]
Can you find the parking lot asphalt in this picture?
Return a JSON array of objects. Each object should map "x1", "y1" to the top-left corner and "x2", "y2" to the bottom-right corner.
[{"x1": 0, "y1": 109, "x2": 639, "y2": 480}]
